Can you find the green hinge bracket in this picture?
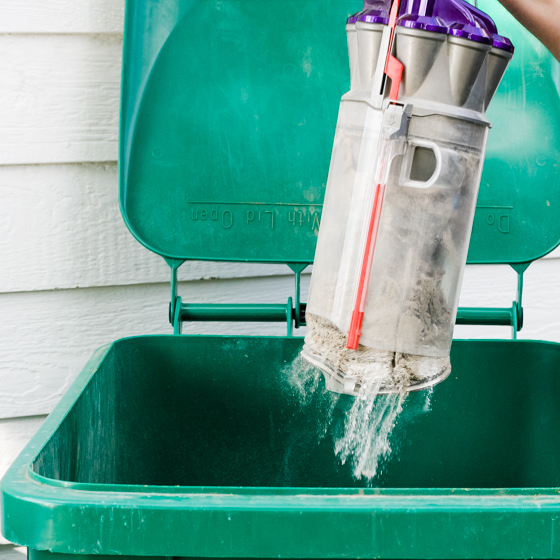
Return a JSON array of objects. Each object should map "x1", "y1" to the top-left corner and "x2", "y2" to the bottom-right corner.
[
  {"x1": 455, "y1": 262, "x2": 529, "y2": 339},
  {"x1": 168, "y1": 261, "x2": 528, "y2": 339},
  {"x1": 168, "y1": 261, "x2": 310, "y2": 336}
]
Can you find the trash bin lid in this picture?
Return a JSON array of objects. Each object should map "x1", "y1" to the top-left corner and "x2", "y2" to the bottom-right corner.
[{"x1": 120, "y1": 0, "x2": 560, "y2": 266}]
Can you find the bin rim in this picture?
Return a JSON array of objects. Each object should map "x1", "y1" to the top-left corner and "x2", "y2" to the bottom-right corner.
[
  {"x1": 4, "y1": 335, "x2": 560, "y2": 497},
  {"x1": 5, "y1": 336, "x2": 560, "y2": 558}
]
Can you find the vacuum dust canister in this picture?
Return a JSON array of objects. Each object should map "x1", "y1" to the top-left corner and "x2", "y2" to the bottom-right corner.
[{"x1": 303, "y1": 0, "x2": 514, "y2": 396}]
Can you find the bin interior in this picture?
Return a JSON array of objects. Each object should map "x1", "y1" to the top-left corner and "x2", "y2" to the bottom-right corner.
[{"x1": 32, "y1": 335, "x2": 560, "y2": 490}]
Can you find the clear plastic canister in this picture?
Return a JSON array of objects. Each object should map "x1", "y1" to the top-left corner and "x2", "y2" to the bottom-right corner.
[{"x1": 356, "y1": 113, "x2": 489, "y2": 357}]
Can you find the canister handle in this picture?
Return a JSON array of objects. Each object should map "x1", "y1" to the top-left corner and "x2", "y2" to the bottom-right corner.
[{"x1": 399, "y1": 140, "x2": 442, "y2": 189}]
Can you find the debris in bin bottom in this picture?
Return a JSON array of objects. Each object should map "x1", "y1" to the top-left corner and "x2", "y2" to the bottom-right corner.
[{"x1": 302, "y1": 313, "x2": 451, "y2": 395}]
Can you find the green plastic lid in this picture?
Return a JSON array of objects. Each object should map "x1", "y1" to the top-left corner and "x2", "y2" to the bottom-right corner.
[{"x1": 120, "y1": 0, "x2": 560, "y2": 266}]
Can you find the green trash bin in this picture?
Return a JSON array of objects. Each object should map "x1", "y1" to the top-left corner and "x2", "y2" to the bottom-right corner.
[{"x1": 3, "y1": 1, "x2": 560, "y2": 558}]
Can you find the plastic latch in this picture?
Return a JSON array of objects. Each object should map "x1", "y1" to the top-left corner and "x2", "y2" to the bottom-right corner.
[
  {"x1": 386, "y1": 55, "x2": 403, "y2": 102},
  {"x1": 384, "y1": 0, "x2": 403, "y2": 102}
]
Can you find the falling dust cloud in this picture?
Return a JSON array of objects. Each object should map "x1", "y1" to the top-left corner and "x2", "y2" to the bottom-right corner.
[{"x1": 284, "y1": 354, "x2": 433, "y2": 481}]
